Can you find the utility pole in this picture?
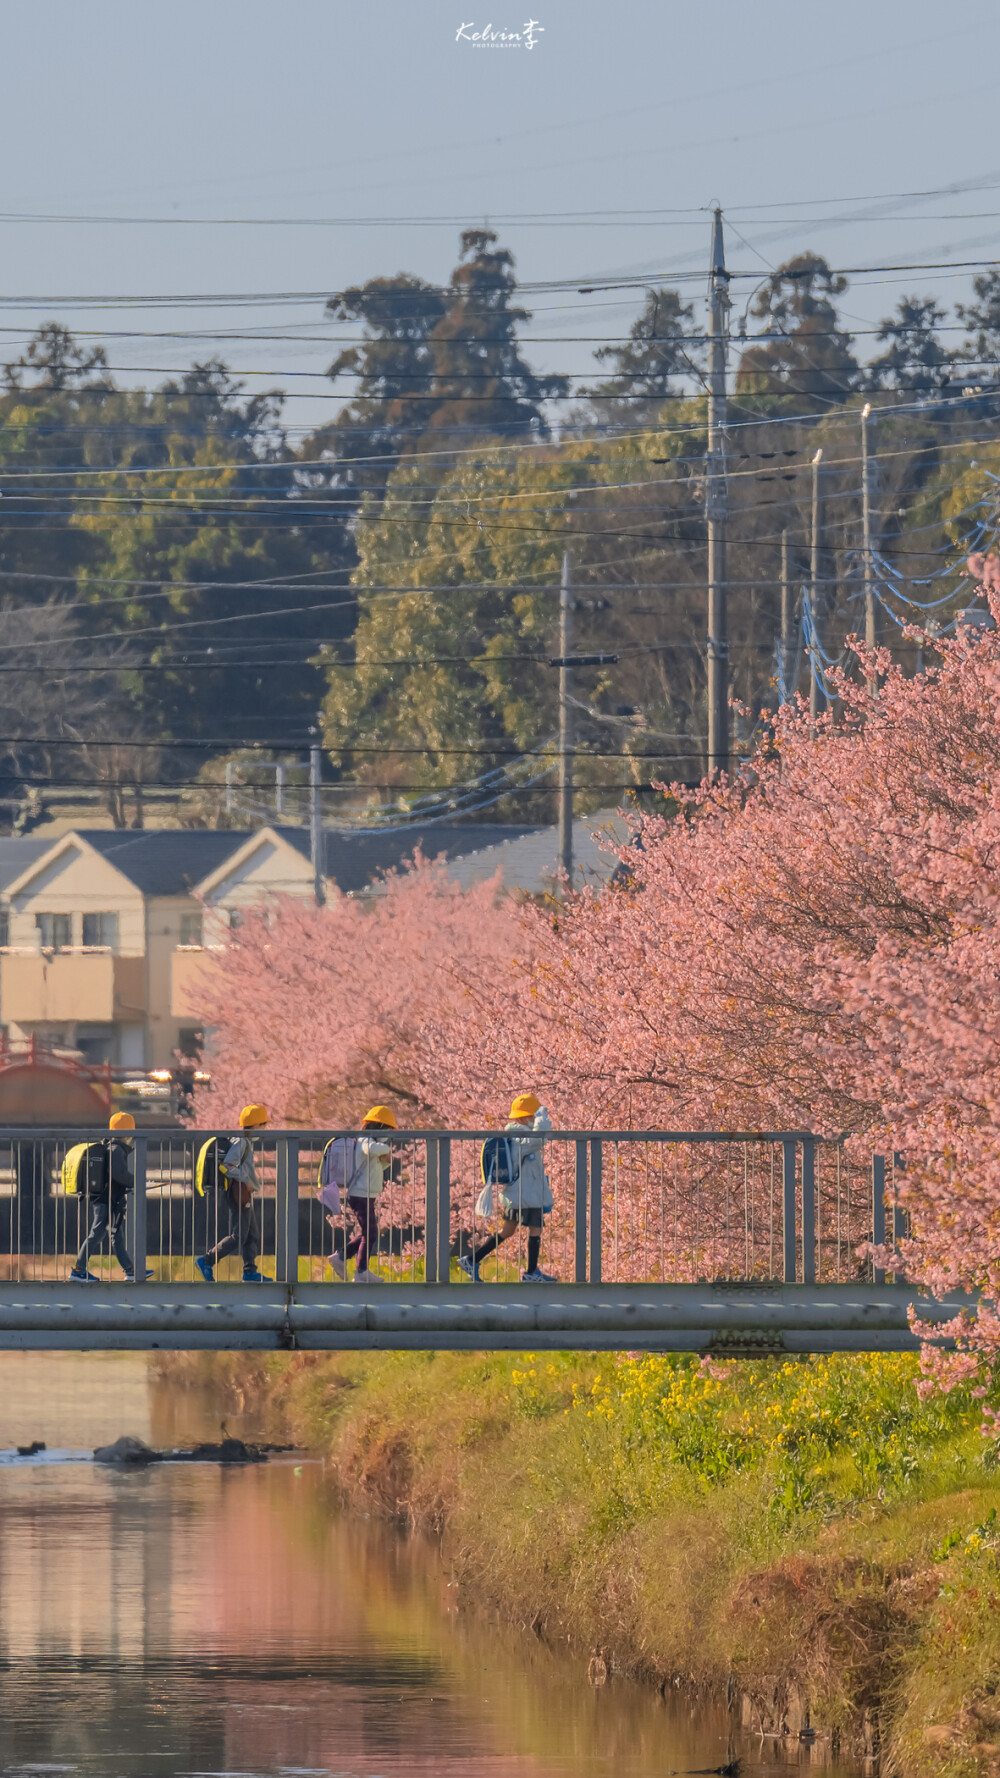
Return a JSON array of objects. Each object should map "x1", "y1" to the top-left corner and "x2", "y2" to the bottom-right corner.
[
  {"x1": 780, "y1": 527, "x2": 794, "y2": 703},
  {"x1": 309, "y1": 729, "x2": 325, "y2": 907},
  {"x1": 275, "y1": 760, "x2": 286, "y2": 819},
  {"x1": 809, "y1": 449, "x2": 824, "y2": 724},
  {"x1": 224, "y1": 759, "x2": 234, "y2": 818},
  {"x1": 558, "y1": 549, "x2": 573, "y2": 891},
  {"x1": 706, "y1": 206, "x2": 730, "y2": 778},
  {"x1": 861, "y1": 402, "x2": 878, "y2": 691}
]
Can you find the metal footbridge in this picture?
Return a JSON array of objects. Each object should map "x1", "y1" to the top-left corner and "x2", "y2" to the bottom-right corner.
[{"x1": 0, "y1": 1127, "x2": 967, "y2": 1353}]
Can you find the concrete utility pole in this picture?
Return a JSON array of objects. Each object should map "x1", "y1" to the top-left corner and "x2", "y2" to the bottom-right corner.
[
  {"x1": 275, "y1": 761, "x2": 286, "y2": 819},
  {"x1": 309, "y1": 731, "x2": 325, "y2": 907},
  {"x1": 558, "y1": 549, "x2": 573, "y2": 890},
  {"x1": 809, "y1": 448, "x2": 824, "y2": 724},
  {"x1": 860, "y1": 402, "x2": 878, "y2": 691},
  {"x1": 706, "y1": 206, "x2": 731, "y2": 777},
  {"x1": 780, "y1": 528, "x2": 795, "y2": 703}
]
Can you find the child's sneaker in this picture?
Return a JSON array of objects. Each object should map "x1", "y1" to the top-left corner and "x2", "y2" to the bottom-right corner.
[
  {"x1": 242, "y1": 1269, "x2": 270, "y2": 1283},
  {"x1": 327, "y1": 1255, "x2": 347, "y2": 1281},
  {"x1": 352, "y1": 1269, "x2": 382, "y2": 1283},
  {"x1": 458, "y1": 1255, "x2": 481, "y2": 1282},
  {"x1": 69, "y1": 1268, "x2": 98, "y2": 1283},
  {"x1": 521, "y1": 1268, "x2": 558, "y2": 1283},
  {"x1": 194, "y1": 1256, "x2": 214, "y2": 1283}
]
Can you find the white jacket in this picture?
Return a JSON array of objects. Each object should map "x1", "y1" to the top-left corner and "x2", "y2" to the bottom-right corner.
[
  {"x1": 345, "y1": 1133, "x2": 392, "y2": 1199},
  {"x1": 499, "y1": 1107, "x2": 552, "y2": 1213}
]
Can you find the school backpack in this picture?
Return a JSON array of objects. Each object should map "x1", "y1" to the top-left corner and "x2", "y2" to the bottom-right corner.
[
  {"x1": 480, "y1": 1135, "x2": 518, "y2": 1190},
  {"x1": 316, "y1": 1136, "x2": 365, "y2": 1214},
  {"x1": 61, "y1": 1141, "x2": 109, "y2": 1197},
  {"x1": 195, "y1": 1136, "x2": 229, "y2": 1198},
  {"x1": 475, "y1": 1135, "x2": 519, "y2": 1218}
]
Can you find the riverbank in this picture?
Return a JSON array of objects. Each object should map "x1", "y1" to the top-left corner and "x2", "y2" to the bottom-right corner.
[{"x1": 162, "y1": 1348, "x2": 1000, "y2": 1775}]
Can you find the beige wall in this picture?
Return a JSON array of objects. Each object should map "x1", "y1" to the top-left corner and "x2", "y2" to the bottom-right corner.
[
  {"x1": 0, "y1": 953, "x2": 144, "y2": 1023},
  {"x1": 7, "y1": 840, "x2": 146, "y2": 955},
  {"x1": 0, "y1": 829, "x2": 325, "y2": 1068}
]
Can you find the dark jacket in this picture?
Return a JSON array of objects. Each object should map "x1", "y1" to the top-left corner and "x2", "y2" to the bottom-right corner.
[{"x1": 88, "y1": 1139, "x2": 134, "y2": 1200}]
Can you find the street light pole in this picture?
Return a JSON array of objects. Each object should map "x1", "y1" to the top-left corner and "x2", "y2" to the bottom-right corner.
[
  {"x1": 809, "y1": 448, "x2": 824, "y2": 725},
  {"x1": 861, "y1": 401, "x2": 878, "y2": 693},
  {"x1": 309, "y1": 729, "x2": 325, "y2": 907},
  {"x1": 780, "y1": 527, "x2": 794, "y2": 703},
  {"x1": 558, "y1": 549, "x2": 573, "y2": 890},
  {"x1": 706, "y1": 207, "x2": 730, "y2": 778}
]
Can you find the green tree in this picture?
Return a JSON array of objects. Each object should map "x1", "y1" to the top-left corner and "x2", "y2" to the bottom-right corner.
[
  {"x1": 310, "y1": 274, "x2": 447, "y2": 498},
  {"x1": 583, "y1": 287, "x2": 698, "y2": 429},
  {"x1": 869, "y1": 297, "x2": 955, "y2": 393},
  {"x1": 423, "y1": 229, "x2": 569, "y2": 440},
  {"x1": 72, "y1": 361, "x2": 355, "y2": 746},
  {"x1": 736, "y1": 254, "x2": 858, "y2": 408},
  {"x1": 957, "y1": 269, "x2": 1000, "y2": 379}
]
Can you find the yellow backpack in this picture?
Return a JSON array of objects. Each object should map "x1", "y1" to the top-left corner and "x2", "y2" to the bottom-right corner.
[
  {"x1": 61, "y1": 1142, "x2": 106, "y2": 1195},
  {"x1": 195, "y1": 1136, "x2": 228, "y2": 1197}
]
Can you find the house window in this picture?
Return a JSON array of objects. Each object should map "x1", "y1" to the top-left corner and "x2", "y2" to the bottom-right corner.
[
  {"x1": 82, "y1": 912, "x2": 118, "y2": 951},
  {"x1": 178, "y1": 1026, "x2": 204, "y2": 1058},
  {"x1": 0, "y1": 909, "x2": 8, "y2": 948},
  {"x1": 227, "y1": 909, "x2": 244, "y2": 931},
  {"x1": 179, "y1": 911, "x2": 203, "y2": 947},
  {"x1": 35, "y1": 913, "x2": 71, "y2": 952}
]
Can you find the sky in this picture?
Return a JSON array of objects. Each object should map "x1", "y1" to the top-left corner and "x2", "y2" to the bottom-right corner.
[{"x1": 0, "y1": 0, "x2": 998, "y2": 434}]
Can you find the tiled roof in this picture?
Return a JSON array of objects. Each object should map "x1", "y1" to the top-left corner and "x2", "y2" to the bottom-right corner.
[
  {"x1": 0, "y1": 838, "x2": 55, "y2": 891},
  {"x1": 72, "y1": 829, "x2": 254, "y2": 895},
  {"x1": 277, "y1": 822, "x2": 545, "y2": 895}
]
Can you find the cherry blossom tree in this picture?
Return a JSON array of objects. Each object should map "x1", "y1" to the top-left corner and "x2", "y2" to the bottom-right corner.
[{"x1": 197, "y1": 572, "x2": 1000, "y2": 1372}]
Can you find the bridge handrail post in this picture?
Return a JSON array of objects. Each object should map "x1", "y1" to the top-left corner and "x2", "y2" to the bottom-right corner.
[
  {"x1": 130, "y1": 1137, "x2": 148, "y2": 1282},
  {"x1": 425, "y1": 1140, "x2": 439, "y2": 1284},
  {"x1": 872, "y1": 1154, "x2": 886, "y2": 1284},
  {"x1": 438, "y1": 1137, "x2": 451, "y2": 1284},
  {"x1": 801, "y1": 1137, "x2": 816, "y2": 1285},
  {"x1": 782, "y1": 1140, "x2": 797, "y2": 1282},
  {"x1": 275, "y1": 1137, "x2": 300, "y2": 1285},
  {"x1": 574, "y1": 1139, "x2": 588, "y2": 1284},
  {"x1": 590, "y1": 1138, "x2": 602, "y2": 1283}
]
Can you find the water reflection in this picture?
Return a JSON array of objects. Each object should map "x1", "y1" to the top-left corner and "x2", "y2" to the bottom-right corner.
[{"x1": 0, "y1": 1355, "x2": 856, "y2": 1778}]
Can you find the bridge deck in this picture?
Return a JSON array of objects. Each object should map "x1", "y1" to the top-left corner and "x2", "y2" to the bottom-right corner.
[{"x1": 0, "y1": 1281, "x2": 967, "y2": 1352}]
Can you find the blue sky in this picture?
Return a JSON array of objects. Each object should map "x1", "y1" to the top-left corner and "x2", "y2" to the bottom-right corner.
[{"x1": 0, "y1": 0, "x2": 997, "y2": 432}]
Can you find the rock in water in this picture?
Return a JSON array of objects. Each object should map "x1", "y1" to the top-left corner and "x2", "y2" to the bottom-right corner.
[{"x1": 93, "y1": 1435, "x2": 159, "y2": 1466}]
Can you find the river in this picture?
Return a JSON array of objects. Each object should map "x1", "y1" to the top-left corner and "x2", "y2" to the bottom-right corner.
[{"x1": 0, "y1": 1353, "x2": 852, "y2": 1777}]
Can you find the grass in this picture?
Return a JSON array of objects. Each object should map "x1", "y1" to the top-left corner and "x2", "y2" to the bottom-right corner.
[{"x1": 159, "y1": 1346, "x2": 1000, "y2": 1773}]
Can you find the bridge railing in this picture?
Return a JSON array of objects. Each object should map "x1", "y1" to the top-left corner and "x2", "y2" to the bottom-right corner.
[{"x1": 0, "y1": 1129, "x2": 907, "y2": 1286}]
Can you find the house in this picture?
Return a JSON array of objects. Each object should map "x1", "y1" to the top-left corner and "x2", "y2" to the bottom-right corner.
[
  {"x1": 441, "y1": 807, "x2": 631, "y2": 896},
  {"x1": 0, "y1": 819, "x2": 547, "y2": 1066}
]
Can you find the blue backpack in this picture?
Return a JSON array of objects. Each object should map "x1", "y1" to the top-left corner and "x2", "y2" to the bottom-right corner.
[{"x1": 480, "y1": 1135, "x2": 518, "y2": 1189}]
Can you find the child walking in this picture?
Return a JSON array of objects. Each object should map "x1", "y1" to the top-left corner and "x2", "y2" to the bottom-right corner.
[
  {"x1": 195, "y1": 1103, "x2": 270, "y2": 1283},
  {"x1": 323, "y1": 1105, "x2": 398, "y2": 1283},
  {"x1": 460, "y1": 1094, "x2": 556, "y2": 1283}
]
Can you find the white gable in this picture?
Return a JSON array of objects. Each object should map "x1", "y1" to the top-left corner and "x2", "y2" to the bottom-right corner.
[
  {"x1": 200, "y1": 832, "x2": 315, "y2": 906},
  {"x1": 8, "y1": 839, "x2": 143, "y2": 912}
]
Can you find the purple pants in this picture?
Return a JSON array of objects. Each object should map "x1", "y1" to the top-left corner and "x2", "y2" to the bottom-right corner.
[{"x1": 346, "y1": 1195, "x2": 379, "y2": 1272}]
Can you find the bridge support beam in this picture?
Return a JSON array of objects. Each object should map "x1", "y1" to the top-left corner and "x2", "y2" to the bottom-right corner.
[{"x1": 0, "y1": 1281, "x2": 970, "y2": 1354}]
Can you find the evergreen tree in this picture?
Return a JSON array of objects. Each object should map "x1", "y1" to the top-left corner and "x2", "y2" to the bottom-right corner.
[
  {"x1": 583, "y1": 287, "x2": 698, "y2": 429},
  {"x1": 736, "y1": 254, "x2": 858, "y2": 408},
  {"x1": 310, "y1": 274, "x2": 447, "y2": 498},
  {"x1": 869, "y1": 297, "x2": 955, "y2": 393},
  {"x1": 957, "y1": 269, "x2": 1000, "y2": 380},
  {"x1": 423, "y1": 229, "x2": 568, "y2": 439}
]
